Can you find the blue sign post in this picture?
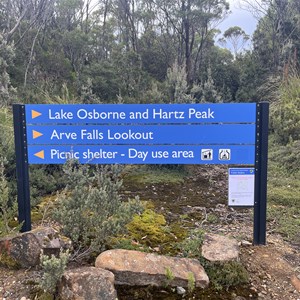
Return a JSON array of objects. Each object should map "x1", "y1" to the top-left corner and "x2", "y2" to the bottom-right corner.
[{"x1": 13, "y1": 103, "x2": 268, "y2": 245}]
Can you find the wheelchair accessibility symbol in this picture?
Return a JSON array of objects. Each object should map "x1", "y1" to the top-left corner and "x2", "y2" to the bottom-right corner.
[{"x1": 219, "y1": 149, "x2": 231, "y2": 160}]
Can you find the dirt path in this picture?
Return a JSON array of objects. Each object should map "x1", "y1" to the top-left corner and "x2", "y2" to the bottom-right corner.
[{"x1": 241, "y1": 237, "x2": 300, "y2": 300}]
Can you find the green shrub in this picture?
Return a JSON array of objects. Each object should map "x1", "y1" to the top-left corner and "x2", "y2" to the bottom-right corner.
[
  {"x1": 179, "y1": 229, "x2": 249, "y2": 291},
  {"x1": 187, "y1": 272, "x2": 196, "y2": 292},
  {"x1": 178, "y1": 228, "x2": 205, "y2": 259},
  {"x1": 0, "y1": 157, "x2": 20, "y2": 236},
  {"x1": 268, "y1": 185, "x2": 300, "y2": 207},
  {"x1": 29, "y1": 165, "x2": 66, "y2": 206},
  {"x1": 0, "y1": 107, "x2": 14, "y2": 157},
  {"x1": 270, "y1": 74, "x2": 300, "y2": 144},
  {"x1": 39, "y1": 249, "x2": 70, "y2": 294},
  {"x1": 268, "y1": 136, "x2": 300, "y2": 174},
  {"x1": 268, "y1": 137, "x2": 300, "y2": 208},
  {"x1": 268, "y1": 205, "x2": 300, "y2": 243},
  {"x1": 267, "y1": 134, "x2": 300, "y2": 244},
  {"x1": 205, "y1": 261, "x2": 249, "y2": 291},
  {"x1": 0, "y1": 108, "x2": 64, "y2": 208},
  {"x1": 54, "y1": 160, "x2": 143, "y2": 257},
  {"x1": 164, "y1": 266, "x2": 175, "y2": 286},
  {"x1": 147, "y1": 164, "x2": 186, "y2": 173},
  {"x1": 0, "y1": 108, "x2": 17, "y2": 206}
]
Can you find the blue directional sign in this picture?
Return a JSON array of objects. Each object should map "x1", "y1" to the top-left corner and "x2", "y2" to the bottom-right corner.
[
  {"x1": 25, "y1": 103, "x2": 256, "y2": 124},
  {"x1": 27, "y1": 145, "x2": 255, "y2": 165},
  {"x1": 26, "y1": 124, "x2": 256, "y2": 145},
  {"x1": 24, "y1": 103, "x2": 257, "y2": 165}
]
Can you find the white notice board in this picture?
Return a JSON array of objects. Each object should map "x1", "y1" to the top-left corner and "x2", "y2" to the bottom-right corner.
[{"x1": 228, "y1": 168, "x2": 255, "y2": 206}]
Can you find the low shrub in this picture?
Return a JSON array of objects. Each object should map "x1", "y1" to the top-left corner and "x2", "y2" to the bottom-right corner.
[
  {"x1": 54, "y1": 160, "x2": 143, "y2": 258},
  {"x1": 205, "y1": 260, "x2": 249, "y2": 291},
  {"x1": 178, "y1": 228, "x2": 205, "y2": 259},
  {"x1": 0, "y1": 157, "x2": 20, "y2": 236},
  {"x1": 39, "y1": 249, "x2": 70, "y2": 294}
]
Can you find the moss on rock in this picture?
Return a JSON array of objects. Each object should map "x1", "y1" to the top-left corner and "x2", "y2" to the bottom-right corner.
[{"x1": 0, "y1": 251, "x2": 20, "y2": 269}]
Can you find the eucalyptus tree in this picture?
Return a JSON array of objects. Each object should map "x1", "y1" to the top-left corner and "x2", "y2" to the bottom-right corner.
[{"x1": 219, "y1": 26, "x2": 250, "y2": 57}]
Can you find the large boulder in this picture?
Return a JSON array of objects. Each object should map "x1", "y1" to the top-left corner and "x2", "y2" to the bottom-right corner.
[
  {"x1": 0, "y1": 226, "x2": 72, "y2": 268},
  {"x1": 58, "y1": 267, "x2": 117, "y2": 300},
  {"x1": 201, "y1": 233, "x2": 239, "y2": 262},
  {"x1": 95, "y1": 249, "x2": 209, "y2": 288}
]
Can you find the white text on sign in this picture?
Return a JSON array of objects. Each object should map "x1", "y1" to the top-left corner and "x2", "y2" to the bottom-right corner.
[{"x1": 47, "y1": 108, "x2": 215, "y2": 121}]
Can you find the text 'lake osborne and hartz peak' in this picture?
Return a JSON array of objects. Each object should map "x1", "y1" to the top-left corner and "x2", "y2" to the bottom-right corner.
[{"x1": 46, "y1": 107, "x2": 215, "y2": 120}]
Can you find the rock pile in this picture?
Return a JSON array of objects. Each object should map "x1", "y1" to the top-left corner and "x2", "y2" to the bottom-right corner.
[{"x1": 0, "y1": 228, "x2": 241, "y2": 299}]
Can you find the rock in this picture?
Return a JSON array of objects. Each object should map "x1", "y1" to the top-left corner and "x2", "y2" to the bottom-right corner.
[
  {"x1": 0, "y1": 226, "x2": 72, "y2": 268},
  {"x1": 201, "y1": 233, "x2": 239, "y2": 262},
  {"x1": 58, "y1": 267, "x2": 117, "y2": 300},
  {"x1": 31, "y1": 226, "x2": 72, "y2": 256},
  {"x1": 95, "y1": 249, "x2": 209, "y2": 288},
  {"x1": 291, "y1": 274, "x2": 300, "y2": 292},
  {"x1": 176, "y1": 286, "x2": 186, "y2": 295},
  {"x1": 241, "y1": 240, "x2": 252, "y2": 247}
]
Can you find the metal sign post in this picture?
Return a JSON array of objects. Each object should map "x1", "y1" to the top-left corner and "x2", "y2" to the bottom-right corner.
[
  {"x1": 253, "y1": 102, "x2": 269, "y2": 245},
  {"x1": 13, "y1": 104, "x2": 31, "y2": 232}
]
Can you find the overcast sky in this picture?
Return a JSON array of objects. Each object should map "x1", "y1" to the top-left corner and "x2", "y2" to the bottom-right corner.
[
  {"x1": 216, "y1": 0, "x2": 260, "y2": 50},
  {"x1": 219, "y1": 0, "x2": 259, "y2": 35}
]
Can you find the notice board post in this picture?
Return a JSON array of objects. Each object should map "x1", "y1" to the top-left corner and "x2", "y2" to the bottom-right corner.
[
  {"x1": 13, "y1": 104, "x2": 31, "y2": 232},
  {"x1": 253, "y1": 102, "x2": 269, "y2": 245}
]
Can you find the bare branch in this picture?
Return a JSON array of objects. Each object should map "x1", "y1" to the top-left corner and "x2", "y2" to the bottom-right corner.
[
  {"x1": 238, "y1": 0, "x2": 270, "y2": 19},
  {"x1": 5, "y1": 7, "x2": 28, "y2": 42},
  {"x1": 24, "y1": 25, "x2": 42, "y2": 87}
]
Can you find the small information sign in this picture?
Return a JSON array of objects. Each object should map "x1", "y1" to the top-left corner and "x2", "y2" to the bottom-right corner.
[{"x1": 228, "y1": 168, "x2": 255, "y2": 206}]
